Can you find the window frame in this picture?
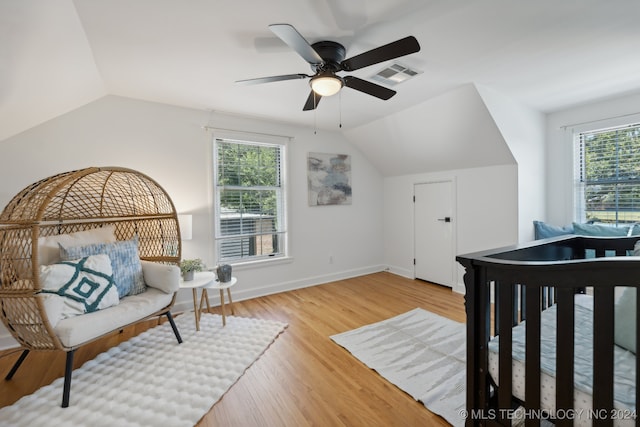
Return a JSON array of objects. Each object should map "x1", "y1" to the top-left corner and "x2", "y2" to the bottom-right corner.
[
  {"x1": 573, "y1": 122, "x2": 640, "y2": 225},
  {"x1": 212, "y1": 130, "x2": 290, "y2": 266}
]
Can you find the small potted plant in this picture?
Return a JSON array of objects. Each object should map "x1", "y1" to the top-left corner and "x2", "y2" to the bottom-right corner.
[{"x1": 180, "y1": 258, "x2": 205, "y2": 281}]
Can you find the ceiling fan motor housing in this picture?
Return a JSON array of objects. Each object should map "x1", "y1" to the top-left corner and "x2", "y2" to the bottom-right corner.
[{"x1": 310, "y1": 41, "x2": 345, "y2": 73}]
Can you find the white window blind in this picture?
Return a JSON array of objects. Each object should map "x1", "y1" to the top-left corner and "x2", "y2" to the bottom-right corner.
[
  {"x1": 574, "y1": 123, "x2": 640, "y2": 224},
  {"x1": 213, "y1": 136, "x2": 287, "y2": 263}
]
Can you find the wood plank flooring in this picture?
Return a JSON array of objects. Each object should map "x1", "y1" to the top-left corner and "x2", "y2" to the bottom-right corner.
[{"x1": 0, "y1": 272, "x2": 466, "y2": 426}]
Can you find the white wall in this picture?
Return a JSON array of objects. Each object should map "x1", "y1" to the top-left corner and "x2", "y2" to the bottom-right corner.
[
  {"x1": 546, "y1": 92, "x2": 640, "y2": 225},
  {"x1": 477, "y1": 85, "x2": 546, "y2": 242},
  {"x1": 0, "y1": 95, "x2": 385, "y2": 349},
  {"x1": 383, "y1": 164, "x2": 519, "y2": 294}
]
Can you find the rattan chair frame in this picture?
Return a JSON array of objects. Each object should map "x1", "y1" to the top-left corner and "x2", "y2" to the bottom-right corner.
[{"x1": 0, "y1": 166, "x2": 182, "y2": 352}]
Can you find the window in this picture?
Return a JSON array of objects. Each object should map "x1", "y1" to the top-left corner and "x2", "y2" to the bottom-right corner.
[
  {"x1": 574, "y1": 123, "x2": 640, "y2": 224},
  {"x1": 213, "y1": 134, "x2": 287, "y2": 263}
]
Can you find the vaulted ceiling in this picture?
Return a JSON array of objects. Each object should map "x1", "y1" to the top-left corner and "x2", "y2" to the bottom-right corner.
[{"x1": 3, "y1": 0, "x2": 640, "y2": 143}]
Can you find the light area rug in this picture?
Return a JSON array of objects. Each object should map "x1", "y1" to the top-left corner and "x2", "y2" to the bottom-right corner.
[
  {"x1": 0, "y1": 312, "x2": 287, "y2": 427},
  {"x1": 331, "y1": 308, "x2": 465, "y2": 427}
]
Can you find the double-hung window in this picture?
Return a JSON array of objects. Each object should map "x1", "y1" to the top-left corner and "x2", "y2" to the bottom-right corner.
[
  {"x1": 574, "y1": 123, "x2": 640, "y2": 225},
  {"x1": 213, "y1": 133, "x2": 288, "y2": 264}
]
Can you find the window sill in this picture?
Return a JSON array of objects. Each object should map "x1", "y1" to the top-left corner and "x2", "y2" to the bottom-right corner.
[{"x1": 224, "y1": 256, "x2": 294, "y2": 271}]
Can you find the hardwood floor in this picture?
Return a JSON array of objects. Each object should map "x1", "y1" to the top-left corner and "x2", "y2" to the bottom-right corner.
[{"x1": 0, "y1": 272, "x2": 466, "y2": 426}]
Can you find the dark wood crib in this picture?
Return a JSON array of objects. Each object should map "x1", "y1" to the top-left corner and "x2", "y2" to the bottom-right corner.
[{"x1": 457, "y1": 235, "x2": 640, "y2": 427}]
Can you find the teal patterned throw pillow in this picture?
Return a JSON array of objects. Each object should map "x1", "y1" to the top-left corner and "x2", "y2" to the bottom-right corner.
[
  {"x1": 59, "y1": 237, "x2": 146, "y2": 297},
  {"x1": 40, "y1": 254, "x2": 119, "y2": 318}
]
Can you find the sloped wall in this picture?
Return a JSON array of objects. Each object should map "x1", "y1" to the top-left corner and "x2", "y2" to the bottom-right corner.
[
  {"x1": 0, "y1": 1, "x2": 106, "y2": 142},
  {"x1": 342, "y1": 84, "x2": 516, "y2": 177}
]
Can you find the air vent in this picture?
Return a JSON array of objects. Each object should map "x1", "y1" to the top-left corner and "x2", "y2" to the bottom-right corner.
[{"x1": 370, "y1": 62, "x2": 422, "y2": 86}]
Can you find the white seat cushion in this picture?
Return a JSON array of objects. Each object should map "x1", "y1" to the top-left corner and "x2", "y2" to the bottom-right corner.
[{"x1": 54, "y1": 288, "x2": 173, "y2": 348}]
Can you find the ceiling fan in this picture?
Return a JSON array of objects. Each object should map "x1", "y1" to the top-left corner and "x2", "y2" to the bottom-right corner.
[{"x1": 237, "y1": 24, "x2": 421, "y2": 111}]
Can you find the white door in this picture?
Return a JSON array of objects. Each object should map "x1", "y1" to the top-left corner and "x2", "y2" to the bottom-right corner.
[{"x1": 414, "y1": 181, "x2": 455, "y2": 287}]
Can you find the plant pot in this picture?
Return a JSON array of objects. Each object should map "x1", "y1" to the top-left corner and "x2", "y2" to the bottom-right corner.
[
  {"x1": 183, "y1": 270, "x2": 194, "y2": 281},
  {"x1": 216, "y1": 264, "x2": 232, "y2": 282}
]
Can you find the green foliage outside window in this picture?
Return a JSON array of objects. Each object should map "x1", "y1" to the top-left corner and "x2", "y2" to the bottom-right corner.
[
  {"x1": 580, "y1": 125, "x2": 640, "y2": 224},
  {"x1": 217, "y1": 141, "x2": 279, "y2": 216}
]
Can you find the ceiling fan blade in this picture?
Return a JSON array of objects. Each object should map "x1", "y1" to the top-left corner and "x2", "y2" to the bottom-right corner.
[
  {"x1": 269, "y1": 24, "x2": 324, "y2": 65},
  {"x1": 341, "y1": 36, "x2": 420, "y2": 71},
  {"x1": 343, "y1": 76, "x2": 396, "y2": 100},
  {"x1": 236, "y1": 74, "x2": 309, "y2": 85},
  {"x1": 303, "y1": 91, "x2": 322, "y2": 111}
]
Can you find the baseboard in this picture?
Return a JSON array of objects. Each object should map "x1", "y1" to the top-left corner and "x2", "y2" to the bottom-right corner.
[
  {"x1": 386, "y1": 265, "x2": 414, "y2": 279},
  {"x1": 453, "y1": 282, "x2": 465, "y2": 295},
  {"x1": 173, "y1": 264, "x2": 386, "y2": 313}
]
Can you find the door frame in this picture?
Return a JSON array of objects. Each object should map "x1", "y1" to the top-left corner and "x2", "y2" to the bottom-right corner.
[{"x1": 413, "y1": 178, "x2": 458, "y2": 288}]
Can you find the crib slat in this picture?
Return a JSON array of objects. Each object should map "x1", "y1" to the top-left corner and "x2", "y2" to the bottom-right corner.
[
  {"x1": 498, "y1": 281, "x2": 514, "y2": 422},
  {"x1": 494, "y1": 281, "x2": 500, "y2": 337},
  {"x1": 520, "y1": 284, "x2": 527, "y2": 322},
  {"x1": 636, "y1": 287, "x2": 640, "y2": 427},
  {"x1": 593, "y1": 286, "x2": 614, "y2": 427},
  {"x1": 556, "y1": 288, "x2": 575, "y2": 427},
  {"x1": 477, "y1": 271, "x2": 492, "y2": 420},
  {"x1": 513, "y1": 285, "x2": 520, "y2": 325},
  {"x1": 524, "y1": 285, "x2": 541, "y2": 427}
]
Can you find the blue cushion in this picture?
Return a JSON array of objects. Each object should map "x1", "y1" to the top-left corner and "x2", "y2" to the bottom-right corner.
[
  {"x1": 59, "y1": 238, "x2": 146, "y2": 297},
  {"x1": 533, "y1": 221, "x2": 574, "y2": 240},
  {"x1": 572, "y1": 222, "x2": 630, "y2": 237}
]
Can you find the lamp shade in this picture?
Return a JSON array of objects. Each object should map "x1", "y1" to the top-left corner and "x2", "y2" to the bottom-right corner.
[
  {"x1": 310, "y1": 74, "x2": 343, "y2": 97},
  {"x1": 178, "y1": 214, "x2": 192, "y2": 240}
]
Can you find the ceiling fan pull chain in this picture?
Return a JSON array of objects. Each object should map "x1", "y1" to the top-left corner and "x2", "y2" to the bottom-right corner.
[
  {"x1": 339, "y1": 91, "x2": 342, "y2": 129},
  {"x1": 314, "y1": 92, "x2": 317, "y2": 134}
]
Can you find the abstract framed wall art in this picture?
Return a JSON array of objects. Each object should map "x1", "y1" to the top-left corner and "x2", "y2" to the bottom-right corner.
[{"x1": 307, "y1": 152, "x2": 352, "y2": 206}]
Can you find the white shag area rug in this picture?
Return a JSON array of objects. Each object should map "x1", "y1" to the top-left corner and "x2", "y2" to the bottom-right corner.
[
  {"x1": 0, "y1": 313, "x2": 287, "y2": 427},
  {"x1": 331, "y1": 308, "x2": 465, "y2": 427}
]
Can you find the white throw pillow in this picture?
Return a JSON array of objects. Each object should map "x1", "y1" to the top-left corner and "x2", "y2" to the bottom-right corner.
[
  {"x1": 615, "y1": 286, "x2": 636, "y2": 353},
  {"x1": 38, "y1": 293, "x2": 65, "y2": 328},
  {"x1": 140, "y1": 260, "x2": 180, "y2": 294},
  {"x1": 37, "y1": 225, "x2": 116, "y2": 266},
  {"x1": 40, "y1": 254, "x2": 119, "y2": 319}
]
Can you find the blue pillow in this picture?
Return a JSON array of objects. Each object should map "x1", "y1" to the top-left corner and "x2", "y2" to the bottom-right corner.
[
  {"x1": 533, "y1": 221, "x2": 574, "y2": 240},
  {"x1": 629, "y1": 223, "x2": 640, "y2": 236},
  {"x1": 572, "y1": 222, "x2": 630, "y2": 237},
  {"x1": 59, "y1": 238, "x2": 146, "y2": 297}
]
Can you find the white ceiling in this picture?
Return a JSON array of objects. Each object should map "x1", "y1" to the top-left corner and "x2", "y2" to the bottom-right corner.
[{"x1": 2, "y1": 0, "x2": 640, "y2": 142}]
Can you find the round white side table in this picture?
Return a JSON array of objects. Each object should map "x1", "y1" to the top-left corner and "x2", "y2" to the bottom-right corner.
[
  {"x1": 199, "y1": 277, "x2": 237, "y2": 327},
  {"x1": 179, "y1": 271, "x2": 216, "y2": 331}
]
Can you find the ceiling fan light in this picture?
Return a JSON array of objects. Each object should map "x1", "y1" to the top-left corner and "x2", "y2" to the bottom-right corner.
[{"x1": 310, "y1": 74, "x2": 343, "y2": 96}]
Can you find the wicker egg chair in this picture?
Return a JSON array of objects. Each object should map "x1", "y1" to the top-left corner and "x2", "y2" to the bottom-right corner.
[{"x1": 0, "y1": 166, "x2": 183, "y2": 406}]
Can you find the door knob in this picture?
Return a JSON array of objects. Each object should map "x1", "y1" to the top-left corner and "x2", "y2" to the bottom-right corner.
[{"x1": 437, "y1": 217, "x2": 452, "y2": 223}]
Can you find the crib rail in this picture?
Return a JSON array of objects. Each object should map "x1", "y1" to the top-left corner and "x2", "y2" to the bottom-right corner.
[{"x1": 457, "y1": 235, "x2": 640, "y2": 427}]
